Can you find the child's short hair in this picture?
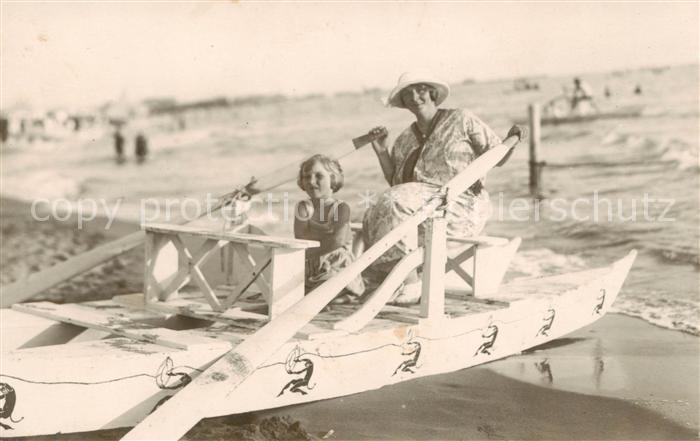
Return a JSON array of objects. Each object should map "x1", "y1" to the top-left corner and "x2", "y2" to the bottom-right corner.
[{"x1": 297, "y1": 154, "x2": 344, "y2": 192}]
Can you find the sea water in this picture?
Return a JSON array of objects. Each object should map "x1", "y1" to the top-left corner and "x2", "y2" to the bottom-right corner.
[{"x1": 1, "y1": 64, "x2": 697, "y2": 335}]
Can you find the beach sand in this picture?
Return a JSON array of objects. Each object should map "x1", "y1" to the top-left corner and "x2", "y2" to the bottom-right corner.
[
  {"x1": 0, "y1": 197, "x2": 143, "y2": 304},
  {"x1": 1, "y1": 197, "x2": 698, "y2": 440}
]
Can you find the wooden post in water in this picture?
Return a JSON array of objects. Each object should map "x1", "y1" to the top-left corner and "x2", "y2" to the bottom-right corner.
[{"x1": 528, "y1": 103, "x2": 542, "y2": 196}]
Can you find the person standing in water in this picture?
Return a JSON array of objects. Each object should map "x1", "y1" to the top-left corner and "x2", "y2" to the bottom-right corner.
[
  {"x1": 113, "y1": 130, "x2": 125, "y2": 163},
  {"x1": 570, "y1": 77, "x2": 598, "y2": 114},
  {"x1": 135, "y1": 132, "x2": 148, "y2": 163}
]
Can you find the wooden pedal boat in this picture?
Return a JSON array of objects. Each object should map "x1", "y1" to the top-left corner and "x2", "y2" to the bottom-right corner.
[
  {"x1": 0, "y1": 249, "x2": 635, "y2": 438},
  {"x1": 0, "y1": 141, "x2": 637, "y2": 439}
]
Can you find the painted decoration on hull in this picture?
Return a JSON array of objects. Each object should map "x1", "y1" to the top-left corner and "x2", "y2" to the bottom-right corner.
[
  {"x1": 0, "y1": 356, "x2": 202, "y2": 429},
  {"x1": 594, "y1": 289, "x2": 606, "y2": 315},
  {"x1": 0, "y1": 269, "x2": 624, "y2": 438},
  {"x1": 392, "y1": 331, "x2": 422, "y2": 376},
  {"x1": 150, "y1": 357, "x2": 195, "y2": 413},
  {"x1": 0, "y1": 383, "x2": 23, "y2": 430},
  {"x1": 536, "y1": 309, "x2": 556, "y2": 337},
  {"x1": 155, "y1": 357, "x2": 193, "y2": 390},
  {"x1": 474, "y1": 324, "x2": 499, "y2": 356},
  {"x1": 277, "y1": 347, "x2": 315, "y2": 397}
]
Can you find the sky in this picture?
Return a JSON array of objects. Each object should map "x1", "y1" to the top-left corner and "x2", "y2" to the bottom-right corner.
[{"x1": 1, "y1": 1, "x2": 698, "y2": 110}]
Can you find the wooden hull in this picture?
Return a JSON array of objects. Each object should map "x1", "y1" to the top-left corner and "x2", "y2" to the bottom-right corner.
[{"x1": 0, "y1": 251, "x2": 635, "y2": 437}]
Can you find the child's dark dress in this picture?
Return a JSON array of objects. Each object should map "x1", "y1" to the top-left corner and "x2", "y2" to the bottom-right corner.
[{"x1": 300, "y1": 200, "x2": 365, "y2": 296}]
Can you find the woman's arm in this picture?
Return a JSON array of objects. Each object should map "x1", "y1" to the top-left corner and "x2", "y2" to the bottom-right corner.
[
  {"x1": 464, "y1": 110, "x2": 524, "y2": 168},
  {"x1": 369, "y1": 126, "x2": 394, "y2": 184}
]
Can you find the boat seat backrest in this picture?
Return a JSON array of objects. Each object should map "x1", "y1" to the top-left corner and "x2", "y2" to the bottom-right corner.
[{"x1": 348, "y1": 222, "x2": 517, "y2": 297}]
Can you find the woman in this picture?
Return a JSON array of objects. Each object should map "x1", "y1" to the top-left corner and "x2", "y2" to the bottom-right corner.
[{"x1": 362, "y1": 71, "x2": 524, "y2": 303}]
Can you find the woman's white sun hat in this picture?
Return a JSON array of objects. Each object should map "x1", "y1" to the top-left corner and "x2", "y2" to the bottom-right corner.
[{"x1": 386, "y1": 70, "x2": 450, "y2": 109}]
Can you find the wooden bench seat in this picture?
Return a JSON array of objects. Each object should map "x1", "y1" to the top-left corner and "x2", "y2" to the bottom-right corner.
[{"x1": 142, "y1": 223, "x2": 319, "y2": 319}]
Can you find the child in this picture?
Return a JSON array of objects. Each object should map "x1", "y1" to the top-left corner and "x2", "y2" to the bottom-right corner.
[{"x1": 294, "y1": 154, "x2": 364, "y2": 302}]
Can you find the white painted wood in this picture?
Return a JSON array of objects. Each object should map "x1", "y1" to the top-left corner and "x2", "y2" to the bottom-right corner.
[
  {"x1": 224, "y1": 254, "x2": 271, "y2": 308},
  {"x1": 117, "y1": 293, "x2": 342, "y2": 341},
  {"x1": 295, "y1": 323, "x2": 348, "y2": 340},
  {"x1": 0, "y1": 338, "x2": 229, "y2": 437},
  {"x1": 12, "y1": 302, "x2": 214, "y2": 350},
  {"x1": 115, "y1": 293, "x2": 267, "y2": 329},
  {"x1": 144, "y1": 231, "x2": 157, "y2": 302},
  {"x1": 144, "y1": 223, "x2": 319, "y2": 249},
  {"x1": 122, "y1": 134, "x2": 521, "y2": 440},
  {"x1": 446, "y1": 292, "x2": 510, "y2": 307},
  {"x1": 420, "y1": 217, "x2": 447, "y2": 320},
  {"x1": 447, "y1": 235, "x2": 510, "y2": 247},
  {"x1": 190, "y1": 265, "x2": 223, "y2": 311},
  {"x1": 152, "y1": 234, "x2": 180, "y2": 302},
  {"x1": 163, "y1": 234, "x2": 195, "y2": 299},
  {"x1": 334, "y1": 248, "x2": 423, "y2": 332},
  {"x1": 2, "y1": 299, "x2": 167, "y2": 350},
  {"x1": 446, "y1": 246, "x2": 475, "y2": 285},
  {"x1": 444, "y1": 237, "x2": 521, "y2": 296},
  {"x1": 268, "y1": 248, "x2": 306, "y2": 319},
  {"x1": 232, "y1": 244, "x2": 272, "y2": 301},
  {"x1": 2, "y1": 251, "x2": 636, "y2": 437},
  {"x1": 0, "y1": 309, "x2": 85, "y2": 350},
  {"x1": 472, "y1": 243, "x2": 479, "y2": 296}
]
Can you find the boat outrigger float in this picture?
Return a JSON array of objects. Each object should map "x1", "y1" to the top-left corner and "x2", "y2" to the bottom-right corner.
[{"x1": 0, "y1": 141, "x2": 636, "y2": 439}]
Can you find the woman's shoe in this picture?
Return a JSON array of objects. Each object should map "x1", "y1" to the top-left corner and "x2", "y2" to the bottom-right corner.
[{"x1": 391, "y1": 281, "x2": 422, "y2": 305}]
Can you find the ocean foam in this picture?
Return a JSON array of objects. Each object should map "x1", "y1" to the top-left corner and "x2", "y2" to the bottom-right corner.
[
  {"x1": 611, "y1": 295, "x2": 700, "y2": 336},
  {"x1": 507, "y1": 248, "x2": 589, "y2": 280},
  {"x1": 659, "y1": 139, "x2": 700, "y2": 170}
]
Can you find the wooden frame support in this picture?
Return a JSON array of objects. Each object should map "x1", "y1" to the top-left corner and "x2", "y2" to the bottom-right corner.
[
  {"x1": 267, "y1": 248, "x2": 306, "y2": 318},
  {"x1": 143, "y1": 224, "x2": 316, "y2": 319},
  {"x1": 420, "y1": 216, "x2": 447, "y2": 320}
]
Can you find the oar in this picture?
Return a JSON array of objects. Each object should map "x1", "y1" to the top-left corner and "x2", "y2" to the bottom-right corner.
[
  {"x1": 0, "y1": 135, "x2": 373, "y2": 308},
  {"x1": 121, "y1": 135, "x2": 521, "y2": 440}
]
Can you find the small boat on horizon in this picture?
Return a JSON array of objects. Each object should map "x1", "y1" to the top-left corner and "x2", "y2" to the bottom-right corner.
[{"x1": 540, "y1": 105, "x2": 645, "y2": 126}]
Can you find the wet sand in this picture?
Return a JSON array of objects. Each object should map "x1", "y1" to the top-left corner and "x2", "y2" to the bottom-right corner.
[{"x1": 1, "y1": 197, "x2": 698, "y2": 440}]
